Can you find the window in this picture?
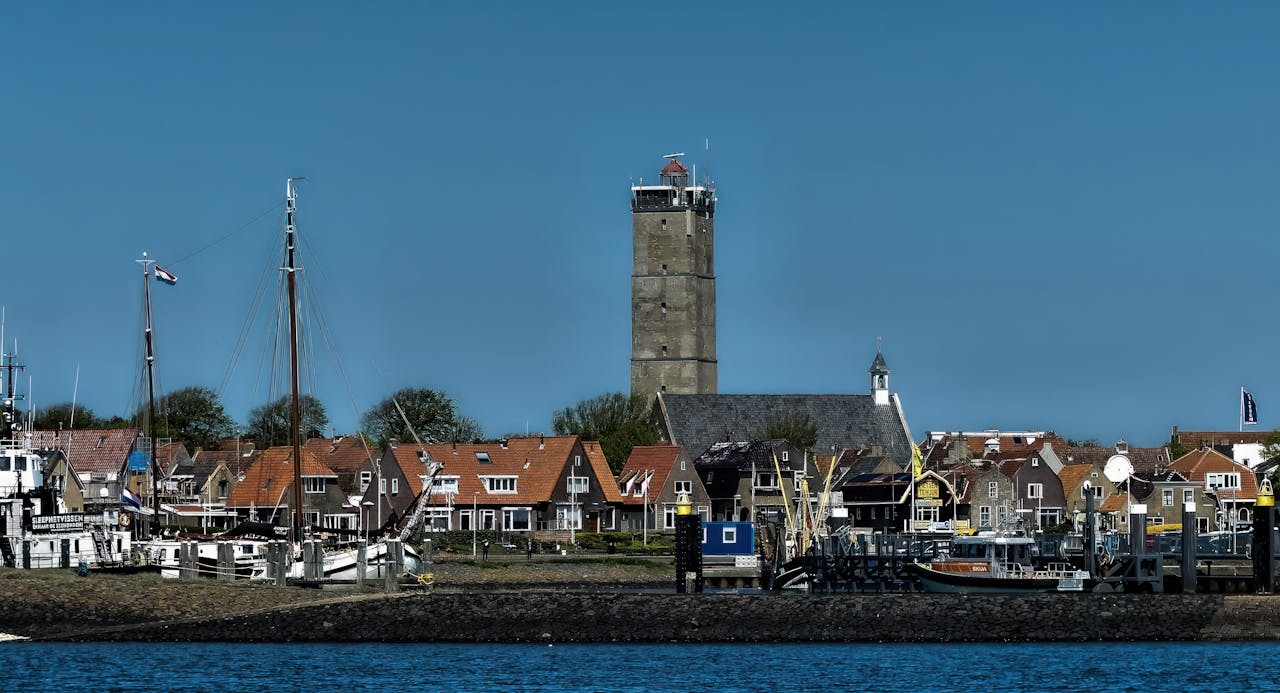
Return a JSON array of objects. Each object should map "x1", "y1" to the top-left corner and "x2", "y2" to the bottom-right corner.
[
  {"x1": 781, "y1": 451, "x2": 789, "y2": 462},
  {"x1": 1080, "y1": 486, "x2": 1103, "y2": 500},
  {"x1": 1027, "y1": 483, "x2": 1043, "y2": 499},
  {"x1": 754, "y1": 472, "x2": 778, "y2": 490},
  {"x1": 303, "y1": 477, "x2": 325, "y2": 494},
  {"x1": 482, "y1": 476, "x2": 518, "y2": 493},
  {"x1": 794, "y1": 475, "x2": 803, "y2": 493},
  {"x1": 305, "y1": 511, "x2": 320, "y2": 527},
  {"x1": 475, "y1": 452, "x2": 492, "y2": 464},
  {"x1": 632, "y1": 483, "x2": 644, "y2": 498},
  {"x1": 680, "y1": 461, "x2": 686, "y2": 471},
  {"x1": 663, "y1": 504, "x2": 677, "y2": 529},
  {"x1": 723, "y1": 527, "x2": 737, "y2": 544},
  {"x1": 430, "y1": 476, "x2": 459, "y2": 495},
  {"x1": 379, "y1": 478, "x2": 386, "y2": 494},
  {"x1": 1197, "y1": 517, "x2": 1210, "y2": 533},
  {"x1": 1206, "y1": 473, "x2": 1241, "y2": 490},
  {"x1": 391, "y1": 478, "x2": 399, "y2": 496},
  {"x1": 979, "y1": 506, "x2": 992, "y2": 527},
  {"x1": 674, "y1": 480, "x2": 692, "y2": 494},
  {"x1": 566, "y1": 476, "x2": 589, "y2": 494},
  {"x1": 1037, "y1": 509, "x2": 1059, "y2": 527},
  {"x1": 217, "y1": 479, "x2": 228, "y2": 500},
  {"x1": 323, "y1": 514, "x2": 355, "y2": 530},
  {"x1": 1147, "y1": 517, "x2": 1164, "y2": 526},
  {"x1": 480, "y1": 509, "x2": 496, "y2": 529},
  {"x1": 661, "y1": 345, "x2": 668, "y2": 356},
  {"x1": 426, "y1": 508, "x2": 451, "y2": 531},
  {"x1": 575, "y1": 455, "x2": 582, "y2": 467},
  {"x1": 1184, "y1": 489, "x2": 1194, "y2": 505},
  {"x1": 661, "y1": 218, "x2": 667, "y2": 231},
  {"x1": 556, "y1": 504, "x2": 583, "y2": 530},
  {"x1": 1031, "y1": 458, "x2": 1039, "y2": 467},
  {"x1": 459, "y1": 510, "x2": 473, "y2": 531},
  {"x1": 1162, "y1": 489, "x2": 1173, "y2": 507},
  {"x1": 359, "y1": 471, "x2": 372, "y2": 492},
  {"x1": 660, "y1": 302, "x2": 667, "y2": 314},
  {"x1": 988, "y1": 481, "x2": 998, "y2": 498},
  {"x1": 502, "y1": 508, "x2": 531, "y2": 531}
]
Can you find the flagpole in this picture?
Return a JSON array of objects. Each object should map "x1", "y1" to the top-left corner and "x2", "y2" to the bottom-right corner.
[{"x1": 1240, "y1": 386, "x2": 1244, "y2": 433}]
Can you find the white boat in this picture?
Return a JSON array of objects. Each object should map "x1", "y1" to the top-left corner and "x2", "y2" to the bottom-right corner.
[
  {"x1": 911, "y1": 532, "x2": 1089, "y2": 593},
  {"x1": 249, "y1": 541, "x2": 422, "y2": 581},
  {"x1": 144, "y1": 538, "x2": 269, "y2": 579}
]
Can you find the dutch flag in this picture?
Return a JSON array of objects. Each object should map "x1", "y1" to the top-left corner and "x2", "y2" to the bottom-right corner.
[
  {"x1": 121, "y1": 487, "x2": 144, "y2": 508},
  {"x1": 154, "y1": 266, "x2": 177, "y2": 285}
]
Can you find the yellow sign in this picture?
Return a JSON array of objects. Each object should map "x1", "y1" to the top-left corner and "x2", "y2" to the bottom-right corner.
[
  {"x1": 918, "y1": 480, "x2": 940, "y2": 499},
  {"x1": 917, "y1": 498, "x2": 943, "y2": 508},
  {"x1": 954, "y1": 519, "x2": 971, "y2": 530}
]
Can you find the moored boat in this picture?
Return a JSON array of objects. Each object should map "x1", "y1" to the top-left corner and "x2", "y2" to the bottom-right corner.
[{"x1": 911, "y1": 531, "x2": 1088, "y2": 593}]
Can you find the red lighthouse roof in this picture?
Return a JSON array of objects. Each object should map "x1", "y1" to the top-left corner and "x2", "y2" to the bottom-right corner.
[{"x1": 660, "y1": 159, "x2": 688, "y2": 175}]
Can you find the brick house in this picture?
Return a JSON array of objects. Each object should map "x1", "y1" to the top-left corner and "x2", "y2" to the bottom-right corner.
[
  {"x1": 617, "y1": 445, "x2": 710, "y2": 533},
  {"x1": 224, "y1": 446, "x2": 355, "y2": 531}
]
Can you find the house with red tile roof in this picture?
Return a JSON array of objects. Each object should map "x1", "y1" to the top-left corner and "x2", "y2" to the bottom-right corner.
[
  {"x1": 617, "y1": 445, "x2": 709, "y2": 534},
  {"x1": 359, "y1": 435, "x2": 624, "y2": 539},
  {"x1": 27, "y1": 428, "x2": 142, "y2": 514},
  {"x1": 1170, "y1": 447, "x2": 1258, "y2": 531},
  {"x1": 1172, "y1": 426, "x2": 1274, "y2": 470},
  {"x1": 1057, "y1": 463, "x2": 1117, "y2": 529},
  {"x1": 224, "y1": 446, "x2": 355, "y2": 531}
]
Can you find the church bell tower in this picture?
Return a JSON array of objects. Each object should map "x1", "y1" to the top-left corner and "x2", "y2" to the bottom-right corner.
[{"x1": 630, "y1": 154, "x2": 717, "y2": 397}]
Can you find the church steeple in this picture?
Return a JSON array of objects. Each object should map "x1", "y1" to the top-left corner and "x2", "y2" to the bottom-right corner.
[{"x1": 870, "y1": 341, "x2": 890, "y2": 406}]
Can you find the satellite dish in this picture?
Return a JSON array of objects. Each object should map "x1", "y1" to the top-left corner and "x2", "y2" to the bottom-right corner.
[{"x1": 1103, "y1": 454, "x2": 1134, "y2": 484}]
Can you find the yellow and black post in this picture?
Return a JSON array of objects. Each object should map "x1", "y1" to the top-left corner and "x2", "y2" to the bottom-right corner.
[
  {"x1": 1253, "y1": 478, "x2": 1275, "y2": 594},
  {"x1": 673, "y1": 492, "x2": 703, "y2": 594}
]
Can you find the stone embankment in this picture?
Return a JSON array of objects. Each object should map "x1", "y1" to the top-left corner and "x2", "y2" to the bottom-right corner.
[{"x1": 5, "y1": 568, "x2": 1280, "y2": 642}]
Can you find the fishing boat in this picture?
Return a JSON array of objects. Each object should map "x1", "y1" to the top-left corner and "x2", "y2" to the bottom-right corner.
[{"x1": 910, "y1": 531, "x2": 1089, "y2": 593}]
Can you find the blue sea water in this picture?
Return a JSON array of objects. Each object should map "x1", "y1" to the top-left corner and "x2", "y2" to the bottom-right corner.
[{"x1": 7, "y1": 641, "x2": 1274, "y2": 691}]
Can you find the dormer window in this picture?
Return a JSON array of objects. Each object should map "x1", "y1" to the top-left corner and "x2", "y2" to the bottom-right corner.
[
  {"x1": 482, "y1": 476, "x2": 517, "y2": 493},
  {"x1": 475, "y1": 452, "x2": 492, "y2": 464}
]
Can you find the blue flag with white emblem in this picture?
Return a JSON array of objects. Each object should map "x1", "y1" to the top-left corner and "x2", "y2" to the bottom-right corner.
[{"x1": 1243, "y1": 388, "x2": 1258, "y2": 426}]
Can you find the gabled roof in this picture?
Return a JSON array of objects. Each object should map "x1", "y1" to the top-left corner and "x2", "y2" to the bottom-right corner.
[
  {"x1": 191, "y1": 448, "x2": 261, "y2": 479},
  {"x1": 1062, "y1": 446, "x2": 1172, "y2": 475},
  {"x1": 1170, "y1": 447, "x2": 1258, "y2": 500},
  {"x1": 154, "y1": 441, "x2": 189, "y2": 477},
  {"x1": 695, "y1": 440, "x2": 799, "y2": 472},
  {"x1": 303, "y1": 437, "x2": 376, "y2": 476},
  {"x1": 224, "y1": 446, "x2": 334, "y2": 508},
  {"x1": 660, "y1": 159, "x2": 687, "y2": 175},
  {"x1": 869, "y1": 351, "x2": 889, "y2": 375},
  {"x1": 582, "y1": 441, "x2": 624, "y2": 504},
  {"x1": 922, "y1": 432, "x2": 1065, "y2": 467},
  {"x1": 619, "y1": 445, "x2": 683, "y2": 499},
  {"x1": 658, "y1": 393, "x2": 913, "y2": 465},
  {"x1": 1057, "y1": 464, "x2": 1096, "y2": 493},
  {"x1": 26, "y1": 428, "x2": 141, "y2": 476},
  {"x1": 387, "y1": 435, "x2": 590, "y2": 506}
]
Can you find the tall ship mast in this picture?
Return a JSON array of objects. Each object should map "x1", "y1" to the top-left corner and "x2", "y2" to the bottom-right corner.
[
  {"x1": 284, "y1": 178, "x2": 306, "y2": 542},
  {"x1": 137, "y1": 253, "x2": 162, "y2": 530}
]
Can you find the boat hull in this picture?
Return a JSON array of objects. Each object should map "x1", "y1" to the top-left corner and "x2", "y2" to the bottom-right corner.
[{"x1": 910, "y1": 563, "x2": 1075, "y2": 594}]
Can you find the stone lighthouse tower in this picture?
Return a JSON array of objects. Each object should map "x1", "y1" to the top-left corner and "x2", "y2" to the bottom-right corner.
[{"x1": 630, "y1": 154, "x2": 718, "y2": 396}]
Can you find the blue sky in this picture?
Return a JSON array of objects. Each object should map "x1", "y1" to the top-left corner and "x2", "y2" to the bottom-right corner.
[{"x1": 2, "y1": 3, "x2": 1277, "y2": 446}]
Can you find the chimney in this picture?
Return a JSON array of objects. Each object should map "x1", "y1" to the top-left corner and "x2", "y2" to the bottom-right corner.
[
  {"x1": 500, "y1": 439, "x2": 508, "y2": 450},
  {"x1": 539, "y1": 434, "x2": 545, "y2": 450}
]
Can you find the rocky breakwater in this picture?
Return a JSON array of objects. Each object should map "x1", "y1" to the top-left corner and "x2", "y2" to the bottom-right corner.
[{"x1": 53, "y1": 593, "x2": 1280, "y2": 643}]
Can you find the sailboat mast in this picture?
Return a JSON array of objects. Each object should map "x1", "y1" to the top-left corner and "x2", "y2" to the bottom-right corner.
[
  {"x1": 138, "y1": 253, "x2": 161, "y2": 531},
  {"x1": 285, "y1": 178, "x2": 306, "y2": 542}
]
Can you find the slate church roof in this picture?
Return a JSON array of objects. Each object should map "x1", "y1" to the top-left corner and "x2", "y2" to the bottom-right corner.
[{"x1": 655, "y1": 393, "x2": 913, "y2": 465}]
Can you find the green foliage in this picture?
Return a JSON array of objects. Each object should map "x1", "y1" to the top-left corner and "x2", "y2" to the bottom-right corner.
[
  {"x1": 31, "y1": 402, "x2": 101, "y2": 430},
  {"x1": 1169, "y1": 439, "x2": 1192, "y2": 461},
  {"x1": 761, "y1": 415, "x2": 818, "y2": 451},
  {"x1": 245, "y1": 394, "x2": 329, "y2": 447},
  {"x1": 360, "y1": 387, "x2": 482, "y2": 445},
  {"x1": 1260, "y1": 430, "x2": 1280, "y2": 469},
  {"x1": 147, "y1": 386, "x2": 236, "y2": 451},
  {"x1": 551, "y1": 392, "x2": 660, "y2": 473}
]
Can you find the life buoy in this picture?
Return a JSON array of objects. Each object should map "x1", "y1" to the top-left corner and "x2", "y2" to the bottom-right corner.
[{"x1": 119, "y1": 514, "x2": 132, "y2": 527}]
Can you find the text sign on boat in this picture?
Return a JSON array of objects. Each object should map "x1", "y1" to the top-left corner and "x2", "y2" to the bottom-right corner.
[{"x1": 31, "y1": 513, "x2": 86, "y2": 534}]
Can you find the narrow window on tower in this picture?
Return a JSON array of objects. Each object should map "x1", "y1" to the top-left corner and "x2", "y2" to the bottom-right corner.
[
  {"x1": 660, "y1": 302, "x2": 667, "y2": 315},
  {"x1": 661, "y1": 219, "x2": 667, "y2": 231},
  {"x1": 660, "y1": 385, "x2": 667, "y2": 392},
  {"x1": 661, "y1": 263, "x2": 667, "y2": 272},
  {"x1": 661, "y1": 345, "x2": 668, "y2": 356}
]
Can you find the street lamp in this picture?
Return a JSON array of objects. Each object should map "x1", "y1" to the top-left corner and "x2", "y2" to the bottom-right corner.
[{"x1": 472, "y1": 491, "x2": 478, "y2": 558}]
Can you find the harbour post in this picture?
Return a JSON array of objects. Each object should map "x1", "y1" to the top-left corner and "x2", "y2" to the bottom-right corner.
[
  {"x1": 21, "y1": 539, "x2": 29, "y2": 569},
  {"x1": 356, "y1": 540, "x2": 367, "y2": 588},
  {"x1": 384, "y1": 538, "x2": 401, "y2": 592},
  {"x1": 673, "y1": 492, "x2": 702, "y2": 594},
  {"x1": 217, "y1": 541, "x2": 234, "y2": 581},
  {"x1": 302, "y1": 540, "x2": 315, "y2": 580},
  {"x1": 1253, "y1": 479, "x2": 1275, "y2": 594},
  {"x1": 273, "y1": 541, "x2": 288, "y2": 587},
  {"x1": 1083, "y1": 483, "x2": 1096, "y2": 578},
  {"x1": 178, "y1": 541, "x2": 191, "y2": 579},
  {"x1": 60, "y1": 538, "x2": 70, "y2": 569},
  {"x1": 1182, "y1": 501, "x2": 1197, "y2": 594}
]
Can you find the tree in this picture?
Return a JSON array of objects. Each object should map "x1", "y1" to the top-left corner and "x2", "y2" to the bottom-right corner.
[
  {"x1": 360, "y1": 387, "x2": 483, "y2": 445},
  {"x1": 1260, "y1": 430, "x2": 1280, "y2": 473},
  {"x1": 146, "y1": 386, "x2": 236, "y2": 451},
  {"x1": 246, "y1": 394, "x2": 329, "y2": 447},
  {"x1": 552, "y1": 392, "x2": 660, "y2": 474},
  {"x1": 31, "y1": 402, "x2": 101, "y2": 430},
  {"x1": 761, "y1": 415, "x2": 818, "y2": 452}
]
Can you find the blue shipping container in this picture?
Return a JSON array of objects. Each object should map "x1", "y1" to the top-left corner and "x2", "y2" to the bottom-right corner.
[{"x1": 702, "y1": 521, "x2": 755, "y2": 556}]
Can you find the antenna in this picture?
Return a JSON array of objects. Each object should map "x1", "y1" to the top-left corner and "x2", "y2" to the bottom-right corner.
[
  {"x1": 662, "y1": 152, "x2": 685, "y2": 159},
  {"x1": 70, "y1": 364, "x2": 80, "y2": 430}
]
